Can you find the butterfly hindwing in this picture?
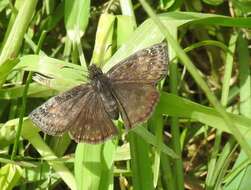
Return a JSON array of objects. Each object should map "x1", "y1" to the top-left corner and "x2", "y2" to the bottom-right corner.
[
  {"x1": 69, "y1": 91, "x2": 118, "y2": 143},
  {"x1": 111, "y1": 83, "x2": 159, "y2": 129}
]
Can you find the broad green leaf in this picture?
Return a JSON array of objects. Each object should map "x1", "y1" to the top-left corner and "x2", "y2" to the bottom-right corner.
[
  {"x1": 159, "y1": 92, "x2": 251, "y2": 138},
  {"x1": 0, "y1": 164, "x2": 22, "y2": 190},
  {"x1": 75, "y1": 142, "x2": 116, "y2": 190}
]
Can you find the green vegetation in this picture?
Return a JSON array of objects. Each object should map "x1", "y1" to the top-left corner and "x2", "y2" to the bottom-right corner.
[{"x1": 1, "y1": 0, "x2": 251, "y2": 189}]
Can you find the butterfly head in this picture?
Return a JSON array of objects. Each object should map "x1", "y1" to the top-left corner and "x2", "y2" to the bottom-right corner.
[{"x1": 88, "y1": 64, "x2": 103, "y2": 80}]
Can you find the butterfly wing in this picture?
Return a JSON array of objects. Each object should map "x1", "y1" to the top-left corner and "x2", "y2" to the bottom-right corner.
[
  {"x1": 107, "y1": 43, "x2": 168, "y2": 84},
  {"x1": 107, "y1": 43, "x2": 168, "y2": 129},
  {"x1": 69, "y1": 91, "x2": 118, "y2": 143},
  {"x1": 111, "y1": 83, "x2": 159, "y2": 129},
  {"x1": 29, "y1": 84, "x2": 118, "y2": 143},
  {"x1": 29, "y1": 84, "x2": 92, "y2": 135}
]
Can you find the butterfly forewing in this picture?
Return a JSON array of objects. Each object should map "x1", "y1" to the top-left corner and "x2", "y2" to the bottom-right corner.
[
  {"x1": 29, "y1": 84, "x2": 92, "y2": 135},
  {"x1": 107, "y1": 43, "x2": 168, "y2": 84},
  {"x1": 69, "y1": 91, "x2": 118, "y2": 143}
]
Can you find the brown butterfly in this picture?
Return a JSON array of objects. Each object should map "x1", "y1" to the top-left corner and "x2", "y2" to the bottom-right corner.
[{"x1": 29, "y1": 43, "x2": 168, "y2": 143}]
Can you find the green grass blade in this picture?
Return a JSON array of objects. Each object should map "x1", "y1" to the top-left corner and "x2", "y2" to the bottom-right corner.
[
  {"x1": 75, "y1": 142, "x2": 116, "y2": 190},
  {"x1": 0, "y1": 0, "x2": 38, "y2": 85},
  {"x1": 0, "y1": 83, "x2": 55, "y2": 99},
  {"x1": 128, "y1": 131, "x2": 154, "y2": 190},
  {"x1": 91, "y1": 13, "x2": 116, "y2": 66},
  {"x1": 0, "y1": 118, "x2": 77, "y2": 189},
  {"x1": 206, "y1": 33, "x2": 238, "y2": 189},
  {"x1": 159, "y1": 92, "x2": 251, "y2": 137},
  {"x1": 168, "y1": 24, "x2": 184, "y2": 190},
  {"x1": 0, "y1": 163, "x2": 22, "y2": 190},
  {"x1": 223, "y1": 33, "x2": 251, "y2": 190},
  {"x1": 64, "y1": 0, "x2": 90, "y2": 42},
  {"x1": 132, "y1": 126, "x2": 178, "y2": 158}
]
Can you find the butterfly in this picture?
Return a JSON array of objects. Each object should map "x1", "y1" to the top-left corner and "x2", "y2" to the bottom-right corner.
[{"x1": 29, "y1": 43, "x2": 168, "y2": 143}]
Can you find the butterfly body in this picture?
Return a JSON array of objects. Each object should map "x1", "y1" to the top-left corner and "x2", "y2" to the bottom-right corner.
[
  {"x1": 29, "y1": 43, "x2": 168, "y2": 143},
  {"x1": 89, "y1": 65, "x2": 119, "y2": 120}
]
